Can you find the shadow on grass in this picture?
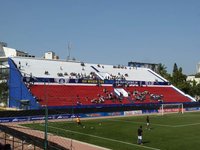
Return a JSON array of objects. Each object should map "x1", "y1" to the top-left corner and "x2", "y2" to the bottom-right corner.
[{"x1": 143, "y1": 141, "x2": 150, "y2": 144}]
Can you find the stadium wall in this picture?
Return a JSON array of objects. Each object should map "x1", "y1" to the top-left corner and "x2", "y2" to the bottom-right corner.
[{"x1": 1, "y1": 104, "x2": 200, "y2": 123}]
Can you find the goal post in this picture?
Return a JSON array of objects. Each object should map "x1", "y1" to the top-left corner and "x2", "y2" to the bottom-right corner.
[{"x1": 160, "y1": 103, "x2": 184, "y2": 115}]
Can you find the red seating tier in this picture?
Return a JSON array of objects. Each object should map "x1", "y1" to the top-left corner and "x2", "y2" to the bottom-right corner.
[{"x1": 30, "y1": 85, "x2": 191, "y2": 107}]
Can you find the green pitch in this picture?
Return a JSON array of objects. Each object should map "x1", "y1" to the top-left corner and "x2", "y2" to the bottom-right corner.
[{"x1": 23, "y1": 111, "x2": 200, "y2": 150}]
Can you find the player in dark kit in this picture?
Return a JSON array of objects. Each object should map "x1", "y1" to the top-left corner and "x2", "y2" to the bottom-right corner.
[
  {"x1": 146, "y1": 116, "x2": 150, "y2": 130},
  {"x1": 137, "y1": 125, "x2": 143, "y2": 145}
]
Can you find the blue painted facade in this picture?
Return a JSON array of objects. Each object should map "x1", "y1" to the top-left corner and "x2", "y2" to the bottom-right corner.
[{"x1": 8, "y1": 58, "x2": 41, "y2": 110}]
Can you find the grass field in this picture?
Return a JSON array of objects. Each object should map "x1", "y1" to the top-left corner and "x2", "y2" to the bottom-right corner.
[{"x1": 23, "y1": 111, "x2": 200, "y2": 150}]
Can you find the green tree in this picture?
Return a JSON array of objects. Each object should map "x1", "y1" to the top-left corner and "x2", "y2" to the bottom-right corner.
[
  {"x1": 190, "y1": 72, "x2": 200, "y2": 98},
  {"x1": 173, "y1": 63, "x2": 178, "y2": 73},
  {"x1": 171, "y1": 64, "x2": 186, "y2": 85},
  {"x1": 170, "y1": 63, "x2": 192, "y2": 94},
  {"x1": 195, "y1": 72, "x2": 200, "y2": 78},
  {"x1": 156, "y1": 63, "x2": 171, "y2": 80},
  {"x1": 0, "y1": 81, "x2": 8, "y2": 106}
]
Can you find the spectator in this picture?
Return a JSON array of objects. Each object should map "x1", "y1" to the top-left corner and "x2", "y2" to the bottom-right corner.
[{"x1": 76, "y1": 101, "x2": 82, "y2": 105}]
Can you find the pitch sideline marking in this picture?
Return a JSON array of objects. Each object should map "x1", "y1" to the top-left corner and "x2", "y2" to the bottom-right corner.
[
  {"x1": 109, "y1": 119, "x2": 175, "y2": 127},
  {"x1": 110, "y1": 118, "x2": 200, "y2": 128},
  {"x1": 173, "y1": 122, "x2": 200, "y2": 127},
  {"x1": 48, "y1": 125, "x2": 161, "y2": 150}
]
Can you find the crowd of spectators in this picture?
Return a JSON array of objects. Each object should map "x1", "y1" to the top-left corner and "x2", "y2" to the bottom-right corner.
[
  {"x1": 127, "y1": 89, "x2": 164, "y2": 103},
  {"x1": 76, "y1": 87, "x2": 165, "y2": 106},
  {"x1": 66, "y1": 72, "x2": 99, "y2": 80},
  {"x1": 89, "y1": 88, "x2": 125, "y2": 104}
]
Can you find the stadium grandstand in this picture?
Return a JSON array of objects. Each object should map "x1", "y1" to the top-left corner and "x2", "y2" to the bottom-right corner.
[{"x1": 8, "y1": 56, "x2": 195, "y2": 110}]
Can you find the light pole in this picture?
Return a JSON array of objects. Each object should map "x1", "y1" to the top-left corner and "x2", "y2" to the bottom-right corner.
[{"x1": 44, "y1": 80, "x2": 48, "y2": 150}]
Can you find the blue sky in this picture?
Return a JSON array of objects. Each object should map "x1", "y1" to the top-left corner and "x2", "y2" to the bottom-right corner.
[{"x1": 0, "y1": 0, "x2": 200, "y2": 75}]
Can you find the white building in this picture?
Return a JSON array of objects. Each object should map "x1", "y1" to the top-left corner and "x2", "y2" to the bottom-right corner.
[
  {"x1": 186, "y1": 63, "x2": 200, "y2": 84},
  {"x1": 0, "y1": 42, "x2": 35, "y2": 59},
  {"x1": 0, "y1": 42, "x2": 35, "y2": 74},
  {"x1": 187, "y1": 75, "x2": 200, "y2": 84},
  {"x1": 44, "y1": 51, "x2": 59, "y2": 60}
]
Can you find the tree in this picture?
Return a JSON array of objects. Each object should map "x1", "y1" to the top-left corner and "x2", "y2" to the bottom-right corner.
[
  {"x1": 195, "y1": 72, "x2": 200, "y2": 78},
  {"x1": 171, "y1": 64, "x2": 187, "y2": 86},
  {"x1": 0, "y1": 81, "x2": 8, "y2": 106},
  {"x1": 189, "y1": 72, "x2": 200, "y2": 99},
  {"x1": 156, "y1": 63, "x2": 171, "y2": 80},
  {"x1": 168, "y1": 63, "x2": 193, "y2": 95},
  {"x1": 173, "y1": 63, "x2": 178, "y2": 73}
]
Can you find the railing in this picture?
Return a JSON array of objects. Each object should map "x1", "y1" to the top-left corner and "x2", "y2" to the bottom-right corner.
[{"x1": 0, "y1": 124, "x2": 68, "y2": 150}]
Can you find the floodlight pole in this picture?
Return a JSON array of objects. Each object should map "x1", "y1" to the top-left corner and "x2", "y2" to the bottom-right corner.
[
  {"x1": 44, "y1": 104, "x2": 48, "y2": 149},
  {"x1": 44, "y1": 80, "x2": 48, "y2": 150}
]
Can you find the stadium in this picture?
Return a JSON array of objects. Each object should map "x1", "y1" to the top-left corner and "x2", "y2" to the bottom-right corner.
[
  {"x1": 8, "y1": 56, "x2": 195, "y2": 110},
  {"x1": 1, "y1": 43, "x2": 200, "y2": 150}
]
